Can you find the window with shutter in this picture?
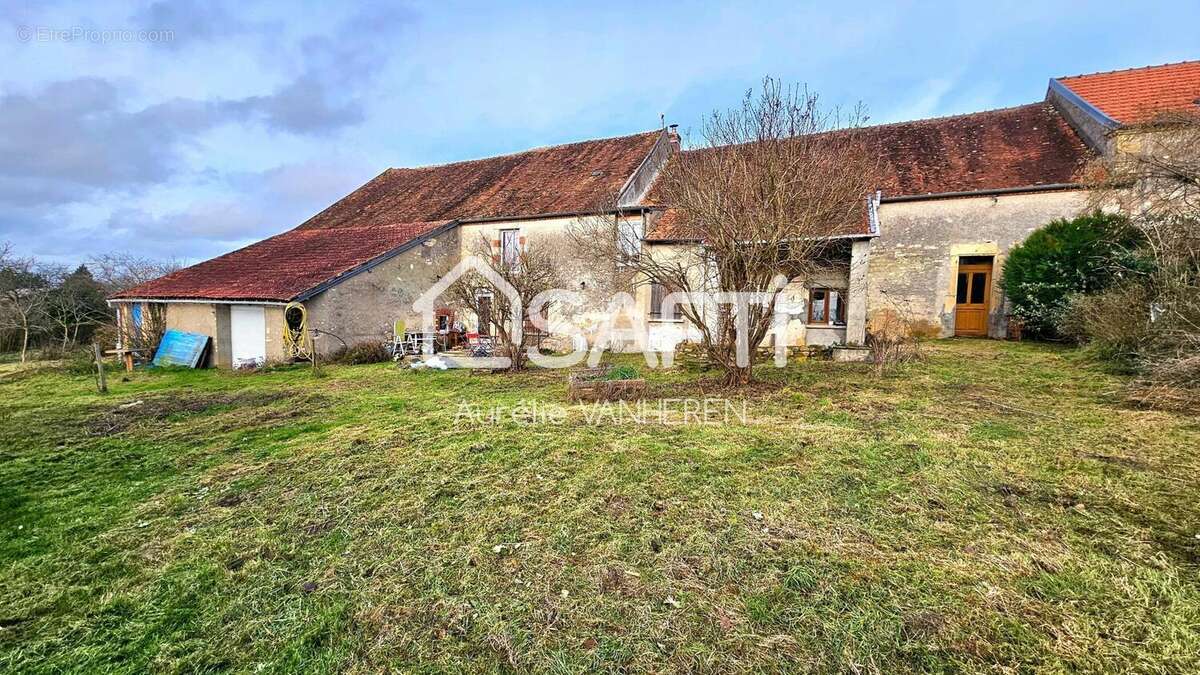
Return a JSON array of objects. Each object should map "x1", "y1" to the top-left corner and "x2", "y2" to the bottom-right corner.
[{"x1": 649, "y1": 282, "x2": 680, "y2": 320}]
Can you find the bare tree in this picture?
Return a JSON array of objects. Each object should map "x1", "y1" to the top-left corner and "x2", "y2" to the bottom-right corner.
[
  {"x1": 572, "y1": 78, "x2": 878, "y2": 384},
  {"x1": 45, "y1": 265, "x2": 110, "y2": 351},
  {"x1": 444, "y1": 233, "x2": 571, "y2": 371},
  {"x1": 1086, "y1": 110, "x2": 1200, "y2": 360},
  {"x1": 86, "y1": 252, "x2": 182, "y2": 358},
  {"x1": 0, "y1": 255, "x2": 51, "y2": 362},
  {"x1": 87, "y1": 252, "x2": 183, "y2": 293}
]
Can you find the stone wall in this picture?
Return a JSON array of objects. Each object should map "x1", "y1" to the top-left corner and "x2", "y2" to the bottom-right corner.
[
  {"x1": 303, "y1": 228, "x2": 461, "y2": 356},
  {"x1": 457, "y1": 214, "x2": 637, "y2": 341},
  {"x1": 867, "y1": 190, "x2": 1087, "y2": 337}
]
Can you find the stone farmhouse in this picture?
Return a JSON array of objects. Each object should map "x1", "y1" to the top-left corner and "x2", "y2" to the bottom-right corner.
[{"x1": 111, "y1": 61, "x2": 1200, "y2": 368}]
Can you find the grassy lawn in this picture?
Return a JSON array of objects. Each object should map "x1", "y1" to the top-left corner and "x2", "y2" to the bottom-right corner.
[{"x1": 1, "y1": 340, "x2": 1197, "y2": 672}]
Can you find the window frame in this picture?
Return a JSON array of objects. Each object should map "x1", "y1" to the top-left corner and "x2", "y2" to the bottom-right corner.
[
  {"x1": 499, "y1": 228, "x2": 520, "y2": 268},
  {"x1": 648, "y1": 281, "x2": 681, "y2": 321},
  {"x1": 807, "y1": 287, "x2": 847, "y2": 326}
]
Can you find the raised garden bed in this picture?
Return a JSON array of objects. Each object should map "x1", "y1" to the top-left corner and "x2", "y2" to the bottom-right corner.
[
  {"x1": 567, "y1": 366, "x2": 647, "y2": 402},
  {"x1": 831, "y1": 345, "x2": 871, "y2": 362}
]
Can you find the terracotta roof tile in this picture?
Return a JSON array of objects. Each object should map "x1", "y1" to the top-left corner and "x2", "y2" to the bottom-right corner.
[
  {"x1": 113, "y1": 220, "x2": 452, "y2": 301},
  {"x1": 864, "y1": 103, "x2": 1089, "y2": 196},
  {"x1": 1057, "y1": 60, "x2": 1200, "y2": 124},
  {"x1": 117, "y1": 131, "x2": 662, "y2": 301},
  {"x1": 646, "y1": 103, "x2": 1089, "y2": 241},
  {"x1": 298, "y1": 131, "x2": 661, "y2": 229},
  {"x1": 644, "y1": 202, "x2": 874, "y2": 242}
]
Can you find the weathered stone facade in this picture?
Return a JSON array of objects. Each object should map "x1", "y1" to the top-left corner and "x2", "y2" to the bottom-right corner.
[
  {"x1": 866, "y1": 190, "x2": 1088, "y2": 338},
  {"x1": 303, "y1": 227, "x2": 460, "y2": 356}
]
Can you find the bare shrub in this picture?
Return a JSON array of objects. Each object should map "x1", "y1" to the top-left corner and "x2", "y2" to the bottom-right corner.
[
  {"x1": 906, "y1": 319, "x2": 942, "y2": 340},
  {"x1": 865, "y1": 308, "x2": 922, "y2": 374},
  {"x1": 1059, "y1": 285, "x2": 1154, "y2": 370},
  {"x1": 1125, "y1": 355, "x2": 1200, "y2": 413},
  {"x1": 118, "y1": 302, "x2": 169, "y2": 361},
  {"x1": 333, "y1": 342, "x2": 391, "y2": 365},
  {"x1": 1083, "y1": 110, "x2": 1200, "y2": 397}
]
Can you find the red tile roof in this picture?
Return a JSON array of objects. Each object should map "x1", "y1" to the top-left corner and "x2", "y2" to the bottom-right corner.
[
  {"x1": 1057, "y1": 61, "x2": 1200, "y2": 124},
  {"x1": 865, "y1": 102, "x2": 1089, "y2": 196},
  {"x1": 115, "y1": 131, "x2": 663, "y2": 301},
  {"x1": 646, "y1": 103, "x2": 1089, "y2": 241},
  {"x1": 113, "y1": 220, "x2": 452, "y2": 301},
  {"x1": 644, "y1": 208, "x2": 686, "y2": 242},
  {"x1": 298, "y1": 131, "x2": 662, "y2": 229}
]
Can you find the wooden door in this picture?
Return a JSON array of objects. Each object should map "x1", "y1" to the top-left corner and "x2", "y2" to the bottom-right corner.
[{"x1": 954, "y1": 262, "x2": 992, "y2": 336}]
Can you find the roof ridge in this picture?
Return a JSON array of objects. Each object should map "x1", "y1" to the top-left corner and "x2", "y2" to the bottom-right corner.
[
  {"x1": 386, "y1": 129, "x2": 660, "y2": 172},
  {"x1": 859, "y1": 102, "x2": 1048, "y2": 131},
  {"x1": 680, "y1": 102, "x2": 1052, "y2": 155},
  {"x1": 1056, "y1": 59, "x2": 1200, "y2": 81}
]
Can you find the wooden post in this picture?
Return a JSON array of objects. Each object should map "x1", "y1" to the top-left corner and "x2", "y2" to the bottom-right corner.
[{"x1": 93, "y1": 342, "x2": 108, "y2": 394}]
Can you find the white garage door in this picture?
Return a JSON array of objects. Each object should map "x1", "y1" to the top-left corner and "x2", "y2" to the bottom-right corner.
[{"x1": 230, "y1": 305, "x2": 266, "y2": 368}]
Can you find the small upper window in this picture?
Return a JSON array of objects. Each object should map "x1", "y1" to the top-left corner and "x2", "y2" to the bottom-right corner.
[
  {"x1": 617, "y1": 215, "x2": 644, "y2": 261},
  {"x1": 500, "y1": 229, "x2": 520, "y2": 267}
]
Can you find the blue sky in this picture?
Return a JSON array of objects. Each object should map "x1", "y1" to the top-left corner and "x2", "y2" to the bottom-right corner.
[{"x1": 1, "y1": 0, "x2": 1197, "y2": 265}]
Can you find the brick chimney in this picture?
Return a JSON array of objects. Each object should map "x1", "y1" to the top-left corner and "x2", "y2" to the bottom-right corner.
[{"x1": 667, "y1": 124, "x2": 680, "y2": 154}]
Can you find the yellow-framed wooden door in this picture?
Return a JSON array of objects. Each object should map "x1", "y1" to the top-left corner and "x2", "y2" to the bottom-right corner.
[{"x1": 954, "y1": 262, "x2": 992, "y2": 336}]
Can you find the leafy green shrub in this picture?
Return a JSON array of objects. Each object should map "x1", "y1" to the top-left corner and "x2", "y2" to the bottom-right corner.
[
  {"x1": 604, "y1": 365, "x2": 640, "y2": 380},
  {"x1": 335, "y1": 342, "x2": 391, "y2": 365},
  {"x1": 1002, "y1": 212, "x2": 1146, "y2": 338}
]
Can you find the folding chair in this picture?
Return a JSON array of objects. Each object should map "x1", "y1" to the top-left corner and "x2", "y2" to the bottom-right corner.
[{"x1": 466, "y1": 332, "x2": 494, "y2": 357}]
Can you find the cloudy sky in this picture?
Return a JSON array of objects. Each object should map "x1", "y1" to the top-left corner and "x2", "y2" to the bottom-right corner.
[{"x1": 1, "y1": 1, "x2": 1196, "y2": 266}]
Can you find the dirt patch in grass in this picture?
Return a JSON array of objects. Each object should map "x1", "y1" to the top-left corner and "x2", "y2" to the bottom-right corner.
[
  {"x1": 86, "y1": 391, "x2": 292, "y2": 435},
  {"x1": 1082, "y1": 453, "x2": 1149, "y2": 470}
]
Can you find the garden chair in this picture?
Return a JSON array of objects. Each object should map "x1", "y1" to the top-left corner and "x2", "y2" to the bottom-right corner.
[{"x1": 466, "y1": 332, "x2": 494, "y2": 357}]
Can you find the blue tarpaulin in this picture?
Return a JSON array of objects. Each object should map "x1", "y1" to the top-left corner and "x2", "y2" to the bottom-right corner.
[{"x1": 152, "y1": 329, "x2": 210, "y2": 368}]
